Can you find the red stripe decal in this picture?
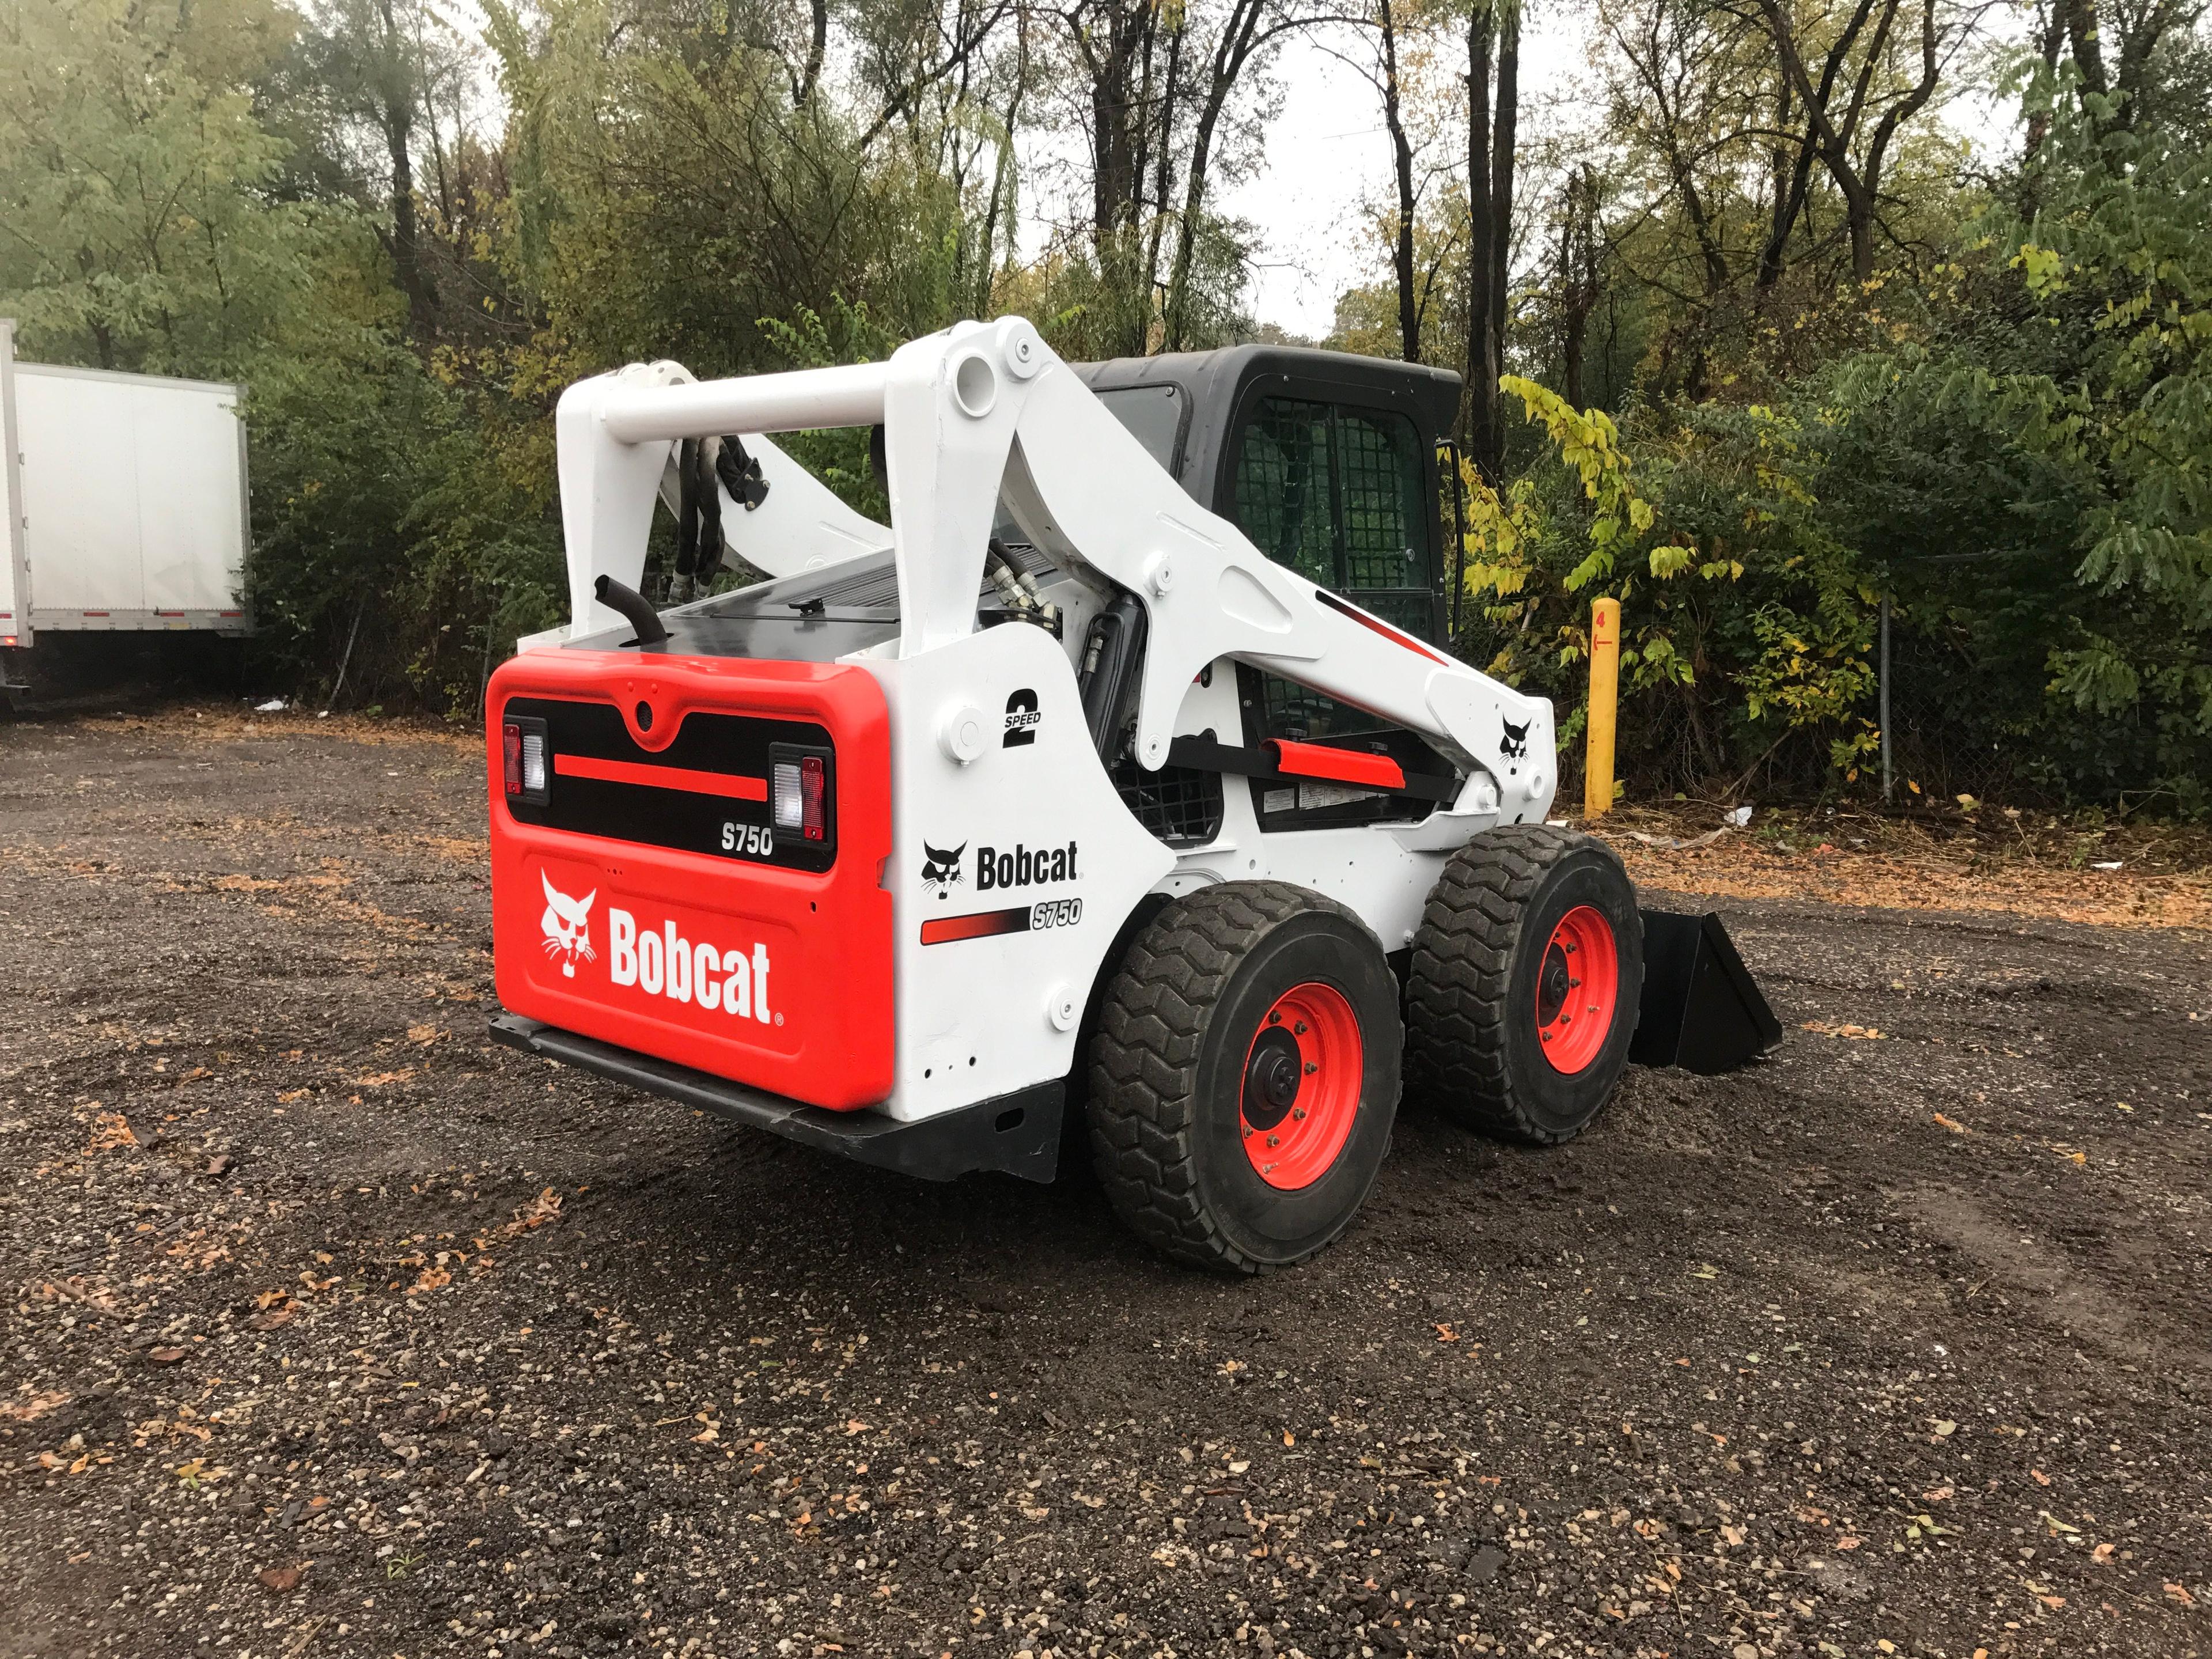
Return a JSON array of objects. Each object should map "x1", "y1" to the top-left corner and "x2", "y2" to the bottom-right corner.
[
  {"x1": 920, "y1": 907, "x2": 1031, "y2": 946},
  {"x1": 552, "y1": 753, "x2": 768, "y2": 801},
  {"x1": 1316, "y1": 590, "x2": 1449, "y2": 664},
  {"x1": 1267, "y1": 738, "x2": 1407, "y2": 791}
]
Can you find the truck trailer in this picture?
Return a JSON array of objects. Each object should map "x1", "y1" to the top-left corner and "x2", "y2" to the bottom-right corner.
[{"x1": 0, "y1": 318, "x2": 250, "y2": 682}]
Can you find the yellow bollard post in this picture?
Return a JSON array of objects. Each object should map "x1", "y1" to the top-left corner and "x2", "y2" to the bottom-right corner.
[{"x1": 1584, "y1": 596, "x2": 1621, "y2": 819}]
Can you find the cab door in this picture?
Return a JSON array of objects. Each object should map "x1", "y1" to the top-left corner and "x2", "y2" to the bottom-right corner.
[
  {"x1": 1218, "y1": 386, "x2": 1456, "y2": 829},
  {"x1": 1226, "y1": 393, "x2": 1442, "y2": 645}
]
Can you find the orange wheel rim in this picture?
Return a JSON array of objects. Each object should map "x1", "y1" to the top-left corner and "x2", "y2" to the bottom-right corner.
[
  {"x1": 1240, "y1": 982, "x2": 1363, "y2": 1190},
  {"x1": 1535, "y1": 904, "x2": 1619, "y2": 1074}
]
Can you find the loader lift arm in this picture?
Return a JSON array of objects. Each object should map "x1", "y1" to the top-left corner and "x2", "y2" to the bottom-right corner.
[{"x1": 552, "y1": 317, "x2": 1556, "y2": 831}]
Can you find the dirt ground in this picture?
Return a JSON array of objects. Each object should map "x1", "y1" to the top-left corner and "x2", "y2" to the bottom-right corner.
[{"x1": 2, "y1": 706, "x2": 2207, "y2": 1659}]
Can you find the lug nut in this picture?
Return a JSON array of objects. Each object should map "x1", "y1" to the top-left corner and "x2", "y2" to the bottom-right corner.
[
  {"x1": 1266, "y1": 1134, "x2": 1280, "y2": 1148},
  {"x1": 1268, "y1": 1012, "x2": 1281, "y2": 1024},
  {"x1": 1292, "y1": 1108, "x2": 1307, "y2": 1121},
  {"x1": 1304, "y1": 1061, "x2": 1317, "y2": 1074},
  {"x1": 1569, "y1": 976, "x2": 1581, "y2": 989},
  {"x1": 1294, "y1": 1021, "x2": 1308, "y2": 1035}
]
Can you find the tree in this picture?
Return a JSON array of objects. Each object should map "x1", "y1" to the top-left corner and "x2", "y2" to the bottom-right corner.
[
  {"x1": 1464, "y1": 0, "x2": 1518, "y2": 478},
  {"x1": 1728, "y1": 0, "x2": 1953, "y2": 285},
  {"x1": 0, "y1": 0, "x2": 312, "y2": 374}
]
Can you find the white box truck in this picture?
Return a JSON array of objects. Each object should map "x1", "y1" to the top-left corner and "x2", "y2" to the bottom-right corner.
[{"x1": 0, "y1": 317, "x2": 250, "y2": 679}]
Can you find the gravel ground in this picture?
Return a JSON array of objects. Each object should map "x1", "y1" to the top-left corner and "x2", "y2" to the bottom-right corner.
[{"x1": 2, "y1": 709, "x2": 2208, "y2": 1659}]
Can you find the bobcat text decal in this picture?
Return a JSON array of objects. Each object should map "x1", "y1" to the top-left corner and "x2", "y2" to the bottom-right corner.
[
  {"x1": 607, "y1": 907, "x2": 778, "y2": 1026},
  {"x1": 975, "y1": 840, "x2": 1080, "y2": 892}
]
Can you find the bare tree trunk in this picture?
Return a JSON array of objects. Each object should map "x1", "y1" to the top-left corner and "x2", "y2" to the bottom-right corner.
[
  {"x1": 1142, "y1": 14, "x2": 1185, "y2": 336},
  {"x1": 1379, "y1": 0, "x2": 1420, "y2": 361},
  {"x1": 796, "y1": 0, "x2": 827, "y2": 107},
  {"x1": 373, "y1": 0, "x2": 432, "y2": 343},
  {"x1": 1490, "y1": 5, "x2": 1517, "y2": 387},
  {"x1": 1464, "y1": 0, "x2": 1498, "y2": 476},
  {"x1": 1161, "y1": 0, "x2": 1276, "y2": 351},
  {"x1": 2065, "y1": 0, "x2": 2108, "y2": 92},
  {"x1": 1558, "y1": 168, "x2": 1598, "y2": 408}
]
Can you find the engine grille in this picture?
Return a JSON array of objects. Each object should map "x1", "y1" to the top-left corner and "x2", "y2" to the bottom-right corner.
[{"x1": 1111, "y1": 757, "x2": 1224, "y2": 846}]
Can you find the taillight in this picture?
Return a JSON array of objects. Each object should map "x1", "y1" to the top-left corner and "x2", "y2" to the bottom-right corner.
[
  {"x1": 798, "y1": 753, "x2": 827, "y2": 842},
  {"x1": 770, "y1": 745, "x2": 834, "y2": 851},
  {"x1": 502, "y1": 715, "x2": 550, "y2": 805}
]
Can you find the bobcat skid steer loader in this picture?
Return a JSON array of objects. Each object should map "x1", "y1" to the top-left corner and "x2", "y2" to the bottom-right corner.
[{"x1": 485, "y1": 318, "x2": 1778, "y2": 1272}]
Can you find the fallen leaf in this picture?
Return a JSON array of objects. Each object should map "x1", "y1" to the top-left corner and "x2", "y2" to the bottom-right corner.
[
  {"x1": 1932, "y1": 1420, "x2": 1957, "y2": 1438},
  {"x1": 85, "y1": 1111, "x2": 138, "y2": 1152},
  {"x1": 2165, "y1": 1584, "x2": 2197, "y2": 1609},
  {"x1": 206, "y1": 1154, "x2": 233, "y2": 1177},
  {"x1": 1922, "y1": 1486, "x2": 1955, "y2": 1503},
  {"x1": 2031, "y1": 1468, "x2": 2052, "y2": 1486},
  {"x1": 2037, "y1": 1594, "x2": 2066, "y2": 1611},
  {"x1": 246, "y1": 1307, "x2": 294, "y2": 1332},
  {"x1": 1835, "y1": 1536, "x2": 1862, "y2": 1550},
  {"x1": 1, "y1": 1391, "x2": 72, "y2": 1423},
  {"x1": 146, "y1": 1347, "x2": 186, "y2": 1365},
  {"x1": 258, "y1": 1563, "x2": 306, "y2": 1593},
  {"x1": 1434, "y1": 1323, "x2": 1459, "y2": 1342},
  {"x1": 845, "y1": 1419, "x2": 873, "y2": 1434},
  {"x1": 2092, "y1": 1543, "x2": 2115, "y2": 1563},
  {"x1": 1931, "y1": 1113, "x2": 1968, "y2": 1135}
]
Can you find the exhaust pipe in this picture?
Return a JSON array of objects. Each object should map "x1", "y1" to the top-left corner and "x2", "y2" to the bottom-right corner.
[{"x1": 594, "y1": 573, "x2": 668, "y2": 649}]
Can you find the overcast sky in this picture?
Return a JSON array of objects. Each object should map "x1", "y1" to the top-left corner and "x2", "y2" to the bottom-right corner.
[
  {"x1": 1214, "y1": 10, "x2": 1592, "y2": 339},
  {"x1": 1001, "y1": 7, "x2": 1596, "y2": 342}
]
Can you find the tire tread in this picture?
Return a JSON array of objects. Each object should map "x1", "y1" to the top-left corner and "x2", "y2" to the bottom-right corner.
[
  {"x1": 1405, "y1": 824, "x2": 1638, "y2": 1143},
  {"x1": 1088, "y1": 882, "x2": 1374, "y2": 1274}
]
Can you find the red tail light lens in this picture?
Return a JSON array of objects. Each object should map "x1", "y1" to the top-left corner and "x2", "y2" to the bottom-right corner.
[
  {"x1": 768, "y1": 744, "x2": 835, "y2": 854},
  {"x1": 501, "y1": 715, "x2": 550, "y2": 805},
  {"x1": 800, "y1": 753, "x2": 827, "y2": 842}
]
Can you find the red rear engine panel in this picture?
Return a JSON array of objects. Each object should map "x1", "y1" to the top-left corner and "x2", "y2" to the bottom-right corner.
[{"x1": 486, "y1": 649, "x2": 893, "y2": 1109}]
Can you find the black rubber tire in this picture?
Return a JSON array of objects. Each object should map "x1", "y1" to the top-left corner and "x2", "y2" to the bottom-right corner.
[
  {"x1": 1406, "y1": 825, "x2": 1643, "y2": 1143},
  {"x1": 1087, "y1": 881, "x2": 1402, "y2": 1274}
]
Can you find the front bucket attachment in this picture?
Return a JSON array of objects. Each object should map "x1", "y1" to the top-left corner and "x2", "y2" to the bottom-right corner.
[{"x1": 1631, "y1": 909, "x2": 1782, "y2": 1074}]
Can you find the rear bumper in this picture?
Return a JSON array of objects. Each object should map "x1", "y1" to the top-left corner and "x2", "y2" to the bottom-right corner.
[{"x1": 488, "y1": 1010, "x2": 1063, "y2": 1184}]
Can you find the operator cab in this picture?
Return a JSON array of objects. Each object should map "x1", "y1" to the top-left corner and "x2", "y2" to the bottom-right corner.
[{"x1": 1077, "y1": 346, "x2": 1465, "y2": 836}]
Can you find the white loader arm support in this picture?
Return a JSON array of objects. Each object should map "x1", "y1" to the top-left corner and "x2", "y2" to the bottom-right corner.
[{"x1": 555, "y1": 319, "x2": 1557, "y2": 820}]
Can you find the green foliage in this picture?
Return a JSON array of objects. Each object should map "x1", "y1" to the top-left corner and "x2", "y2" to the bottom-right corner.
[{"x1": 0, "y1": 0, "x2": 314, "y2": 375}]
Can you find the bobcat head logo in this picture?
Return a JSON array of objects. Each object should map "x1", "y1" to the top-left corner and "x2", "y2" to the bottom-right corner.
[
  {"x1": 539, "y1": 873, "x2": 597, "y2": 976},
  {"x1": 919, "y1": 841, "x2": 965, "y2": 899},
  {"x1": 1499, "y1": 718, "x2": 1530, "y2": 761}
]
